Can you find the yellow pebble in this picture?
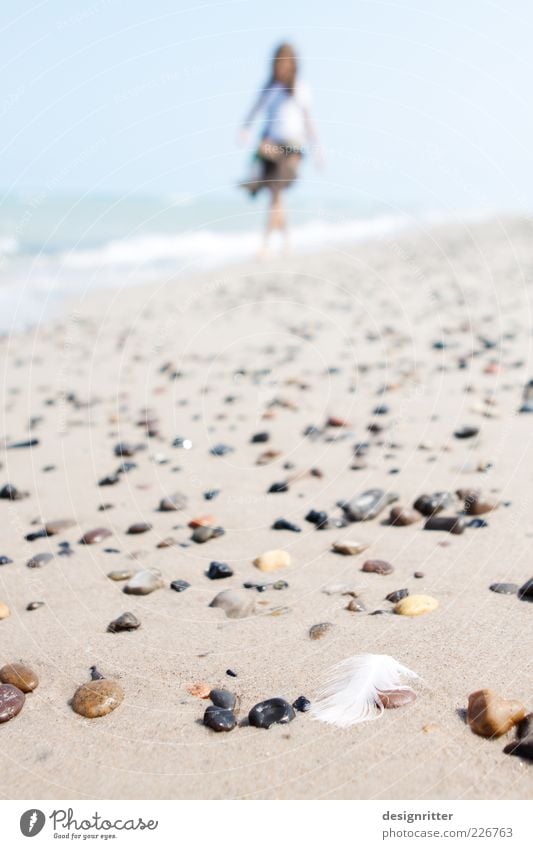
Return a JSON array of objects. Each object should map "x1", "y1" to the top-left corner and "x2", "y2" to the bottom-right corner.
[
  {"x1": 253, "y1": 549, "x2": 291, "y2": 572},
  {"x1": 0, "y1": 601, "x2": 10, "y2": 620},
  {"x1": 394, "y1": 594, "x2": 438, "y2": 617}
]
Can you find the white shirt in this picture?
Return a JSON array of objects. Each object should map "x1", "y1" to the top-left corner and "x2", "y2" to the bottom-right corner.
[{"x1": 253, "y1": 81, "x2": 312, "y2": 146}]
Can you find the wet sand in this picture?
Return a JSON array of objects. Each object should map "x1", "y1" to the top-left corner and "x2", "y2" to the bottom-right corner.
[{"x1": 1, "y1": 216, "x2": 532, "y2": 799}]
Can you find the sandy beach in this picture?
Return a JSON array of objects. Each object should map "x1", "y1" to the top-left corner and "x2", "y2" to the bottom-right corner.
[{"x1": 1, "y1": 216, "x2": 532, "y2": 800}]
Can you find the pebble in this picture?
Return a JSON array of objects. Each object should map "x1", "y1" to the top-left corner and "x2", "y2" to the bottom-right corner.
[
  {"x1": 210, "y1": 443, "x2": 233, "y2": 456},
  {"x1": 203, "y1": 705, "x2": 236, "y2": 732},
  {"x1": 467, "y1": 689, "x2": 526, "y2": 738},
  {"x1": 424, "y1": 515, "x2": 465, "y2": 534},
  {"x1": 362, "y1": 558, "x2": 394, "y2": 575},
  {"x1": 389, "y1": 506, "x2": 420, "y2": 526},
  {"x1": 394, "y1": 594, "x2": 439, "y2": 616},
  {"x1": 209, "y1": 589, "x2": 255, "y2": 619},
  {"x1": 467, "y1": 518, "x2": 488, "y2": 528},
  {"x1": 203, "y1": 489, "x2": 220, "y2": 500},
  {"x1": 80, "y1": 527, "x2": 112, "y2": 544},
  {"x1": 268, "y1": 481, "x2": 289, "y2": 493},
  {"x1": 170, "y1": 579, "x2": 190, "y2": 592},
  {"x1": 249, "y1": 698, "x2": 295, "y2": 729},
  {"x1": 26, "y1": 552, "x2": 53, "y2": 568},
  {"x1": 378, "y1": 688, "x2": 417, "y2": 709},
  {"x1": 305, "y1": 509, "x2": 329, "y2": 528},
  {"x1": 456, "y1": 489, "x2": 498, "y2": 516},
  {"x1": 226, "y1": 669, "x2": 238, "y2": 678},
  {"x1": 309, "y1": 622, "x2": 333, "y2": 640},
  {"x1": 209, "y1": 689, "x2": 236, "y2": 709},
  {"x1": 518, "y1": 578, "x2": 533, "y2": 601},
  {"x1": 505, "y1": 714, "x2": 533, "y2": 761},
  {"x1": 0, "y1": 556, "x2": 13, "y2": 565},
  {"x1": 90, "y1": 665, "x2": 105, "y2": 680},
  {"x1": 7, "y1": 438, "x2": 39, "y2": 449},
  {"x1": 107, "y1": 612, "x2": 141, "y2": 632},
  {"x1": 127, "y1": 522, "x2": 152, "y2": 534},
  {"x1": 159, "y1": 492, "x2": 187, "y2": 511},
  {"x1": 26, "y1": 601, "x2": 44, "y2": 611},
  {"x1": 413, "y1": 492, "x2": 454, "y2": 516},
  {"x1": 44, "y1": 518, "x2": 76, "y2": 535},
  {"x1": 99, "y1": 472, "x2": 120, "y2": 486},
  {"x1": 0, "y1": 683, "x2": 25, "y2": 722},
  {"x1": 251, "y1": 431, "x2": 269, "y2": 443},
  {"x1": 272, "y1": 518, "x2": 301, "y2": 532},
  {"x1": 207, "y1": 561, "x2": 233, "y2": 580},
  {"x1": 342, "y1": 489, "x2": 399, "y2": 521},
  {"x1": 0, "y1": 483, "x2": 28, "y2": 500},
  {"x1": 107, "y1": 569, "x2": 134, "y2": 581},
  {"x1": 123, "y1": 569, "x2": 164, "y2": 595},
  {"x1": 489, "y1": 582, "x2": 518, "y2": 595},
  {"x1": 332, "y1": 540, "x2": 368, "y2": 556},
  {"x1": 454, "y1": 425, "x2": 479, "y2": 439},
  {"x1": 386, "y1": 588, "x2": 409, "y2": 603},
  {"x1": 292, "y1": 696, "x2": 311, "y2": 712},
  {"x1": 346, "y1": 599, "x2": 366, "y2": 612},
  {"x1": 254, "y1": 549, "x2": 291, "y2": 572},
  {"x1": 0, "y1": 663, "x2": 39, "y2": 692},
  {"x1": 192, "y1": 526, "x2": 215, "y2": 543},
  {"x1": 413, "y1": 571, "x2": 425, "y2": 579},
  {"x1": 72, "y1": 679, "x2": 124, "y2": 718},
  {"x1": 157, "y1": 536, "x2": 176, "y2": 548}
]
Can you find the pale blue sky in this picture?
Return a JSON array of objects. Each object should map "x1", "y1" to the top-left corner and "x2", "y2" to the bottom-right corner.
[{"x1": 2, "y1": 0, "x2": 533, "y2": 211}]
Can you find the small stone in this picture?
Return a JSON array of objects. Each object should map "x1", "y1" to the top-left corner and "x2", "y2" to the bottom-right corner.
[
  {"x1": 203, "y1": 705, "x2": 236, "y2": 732},
  {"x1": 518, "y1": 578, "x2": 533, "y2": 601},
  {"x1": 0, "y1": 556, "x2": 13, "y2": 565},
  {"x1": 72, "y1": 679, "x2": 124, "y2": 718},
  {"x1": 188, "y1": 516, "x2": 216, "y2": 530},
  {"x1": 44, "y1": 519, "x2": 76, "y2": 535},
  {"x1": 505, "y1": 714, "x2": 533, "y2": 761},
  {"x1": 414, "y1": 571, "x2": 425, "y2": 579},
  {"x1": 254, "y1": 549, "x2": 291, "y2": 572},
  {"x1": 322, "y1": 583, "x2": 359, "y2": 596},
  {"x1": 332, "y1": 540, "x2": 368, "y2": 556},
  {"x1": 268, "y1": 481, "x2": 289, "y2": 493},
  {"x1": 309, "y1": 622, "x2": 333, "y2": 640},
  {"x1": 26, "y1": 552, "x2": 53, "y2": 568},
  {"x1": 0, "y1": 683, "x2": 25, "y2": 722},
  {"x1": 123, "y1": 569, "x2": 164, "y2": 595},
  {"x1": 209, "y1": 689, "x2": 236, "y2": 709},
  {"x1": 394, "y1": 594, "x2": 439, "y2": 616},
  {"x1": 170, "y1": 579, "x2": 190, "y2": 592},
  {"x1": 207, "y1": 561, "x2": 233, "y2": 580},
  {"x1": 26, "y1": 601, "x2": 44, "y2": 611},
  {"x1": 209, "y1": 589, "x2": 255, "y2": 618},
  {"x1": 346, "y1": 599, "x2": 366, "y2": 612},
  {"x1": 413, "y1": 492, "x2": 454, "y2": 516},
  {"x1": 99, "y1": 472, "x2": 120, "y2": 486},
  {"x1": 342, "y1": 489, "x2": 399, "y2": 521},
  {"x1": 107, "y1": 612, "x2": 141, "y2": 632},
  {"x1": 457, "y1": 488, "x2": 498, "y2": 515},
  {"x1": 210, "y1": 443, "x2": 233, "y2": 456},
  {"x1": 454, "y1": 425, "x2": 479, "y2": 439},
  {"x1": 422, "y1": 722, "x2": 440, "y2": 733},
  {"x1": 159, "y1": 492, "x2": 187, "y2": 511},
  {"x1": 157, "y1": 536, "x2": 176, "y2": 548},
  {"x1": 226, "y1": 669, "x2": 237, "y2": 678},
  {"x1": 467, "y1": 689, "x2": 526, "y2": 738},
  {"x1": 305, "y1": 509, "x2": 328, "y2": 528},
  {"x1": 204, "y1": 489, "x2": 220, "y2": 500},
  {"x1": 389, "y1": 506, "x2": 420, "y2": 526},
  {"x1": 424, "y1": 515, "x2": 465, "y2": 534},
  {"x1": 127, "y1": 522, "x2": 152, "y2": 534},
  {"x1": 191, "y1": 526, "x2": 214, "y2": 543},
  {"x1": 272, "y1": 518, "x2": 301, "y2": 532},
  {"x1": 0, "y1": 663, "x2": 39, "y2": 692},
  {"x1": 292, "y1": 696, "x2": 311, "y2": 712},
  {"x1": 386, "y1": 588, "x2": 409, "y2": 603},
  {"x1": 362, "y1": 559, "x2": 394, "y2": 575},
  {"x1": 256, "y1": 450, "x2": 282, "y2": 465},
  {"x1": 468, "y1": 518, "x2": 488, "y2": 528},
  {"x1": 378, "y1": 688, "x2": 417, "y2": 709},
  {"x1": 249, "y1": 698, "x2": 295, "y2": 729},
  {"x1": 107, "y1": 569, "x2": 133, "y2": 581},
  {"x1": 490, "y1": 582, "x2": 519, "y2": 595},
  {"x1": 80, "y1": 527, "x2": 112, "y2": 545},
  {"x1": 0, "y1": 483, "x2": 28, "y2": 500},
  {"x1": 89, "y1": 665, "x2": 105, "y2": 681},
  {"x1": 251, "y1": 431, "x2": 269, "y2": 443},
  {"x1": 188, "y1": 682, "x2": 211, "y2": 698}
]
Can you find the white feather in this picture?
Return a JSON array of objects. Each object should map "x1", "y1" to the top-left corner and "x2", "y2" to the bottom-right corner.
[{"x1": 309, "y1": 653, "x2": 418, "y2": 727}]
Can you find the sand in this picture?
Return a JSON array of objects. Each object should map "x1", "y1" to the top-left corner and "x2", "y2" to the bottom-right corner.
[{"x1": 1, "y1": 216, "x2": 532, "y2": 800}]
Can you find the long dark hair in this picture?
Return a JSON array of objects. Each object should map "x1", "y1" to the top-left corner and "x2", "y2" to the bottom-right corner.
[{"x1": 268, "y1": 42, "x2": 298, "y2": 93}]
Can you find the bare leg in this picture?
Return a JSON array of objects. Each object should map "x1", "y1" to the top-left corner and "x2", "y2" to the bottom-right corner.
[{"x1": 260, "y1": 186, "x2": 287, "y2": 256}]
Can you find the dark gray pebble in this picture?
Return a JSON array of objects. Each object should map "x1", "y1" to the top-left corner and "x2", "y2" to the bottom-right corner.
[
  {"x1": 107, "y1": 612, "x2": 141, "y2": 633},
  {"x1": 210, "y1": 443, "x2": 233, "y2": 457},
  {"x1": 251, "y1": 432, "x2": 269, "y2": 443},
  {"x1": 207, "y1": 561, "x2": 233, "y2": 580},
  {"x1": 203, "y1": 705, "x2": 236, "y2": 732},
  {"x1": 268, "y1": 481, "x2": 289, "y2": 493},
  {"x1": 99, "y1": 473, "x2": 120, "y2": 486},
  {"x1": 0, "y1": 483, "x2": 28, "y2": 500},
  {"x1": 386, "y1": 588, "x2": 409, "y2": 603},
  {"x1": 490, "y1": 583, "x2": 519, "y2": 594},
  {"x1": 413, "y1": 492, "x2": 454, "y2": 517},
  {"x1": 518, "y1": 578, "x2": 533, "y2": 601},
  {"x1": 170, "y1": 579, "x2": 190, "y2": 592},
  {"x1": 209, "y1": 689, "x2": 236, "y2": 709},
  {"x1": 26, "y1": 601, "x2": 45, "y2": 611},
  {"x1": 26, "y1": 552, "x2": 53, "y2": 568},
  {"x1": 249, "y1": 698, "x2": 295, "y2": 729},
  {"x1": 272, "y1": 518, "x2": 301, "y2": 532},
  {"x1": 292, "y1": 696, "x2": 311, "y2": 712},
  {"x1": 0, "y1": 556, "x2": 13, "y2": 565}
]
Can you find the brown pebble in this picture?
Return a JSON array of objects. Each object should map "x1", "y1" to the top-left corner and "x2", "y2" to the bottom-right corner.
[
  {"x1": 389, "y1": 506, "x2": 420, "y2": 526},
  {"x1": 414, "y1": 571, "x2": 425, "y2": 579},
  {"x1": 72, "y1": 679, "x2": 124, "y2": 718},
  {"x1": 107, "y1": 569, "x2": 133, "y2": 581},
  {"x1": 0, "y1": 601, "x2": 10, "y2": 620},
  {"x1": 0, "y1": 683, "x2": 25, "y2": 722},
  {"x1": 309, "y1": 622, "x2": 334, "y2": 640},
  {"x1": 189, "y1": 515, "x2": 216, "y2": 528},
  {"x1": 378, "y1": 688, "x2": 417, "y2": 709},
  {"x1": 362, "y1": 559, "x2": 394, "y2": 575},
  {"x1": 0, "y1": 663, "x2": 39, "y2": 693},
  {"x1": 79, "y1": 527, "x2": 112, "y2": 545},
  {"x1": 44, "y1": 518, "x2": 76, "y2": 535},
  {"x1": 157, "y1": 536, "x2": 176, "y2": 548},
  {"x1": 332, "y1": 540, "x2": 368, "y2": 556},
  {"x1": 467, "y1": 689, "x2": 526, "y2": 738},
  {"x1": 422, "y1": 722, "x2": 440, "y2": 733},
  {"x1": 346, "y1": 599, "x2": 366, "y2": 612},
  {"x1": 127, "y1": 522, "x2": 152, "y2": 534}
]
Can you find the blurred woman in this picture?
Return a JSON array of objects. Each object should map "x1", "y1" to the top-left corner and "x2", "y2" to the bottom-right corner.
[{"x1": 240, "y1": 43, "x2": 323, "y2": 255}]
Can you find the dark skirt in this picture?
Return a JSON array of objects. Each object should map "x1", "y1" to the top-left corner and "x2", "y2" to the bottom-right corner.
[{"x1": 242, "y1": 140, "x2": 303, "y2": 196}]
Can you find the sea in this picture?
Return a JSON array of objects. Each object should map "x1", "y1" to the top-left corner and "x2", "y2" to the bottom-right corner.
[{"x1": 0, "y1": 191, "x2": 453, "y2": 333}]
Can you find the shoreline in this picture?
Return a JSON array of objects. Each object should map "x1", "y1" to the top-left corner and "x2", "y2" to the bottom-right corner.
[{"x1": 1, "y1": 216, "x2": 532, "y2": 799}]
